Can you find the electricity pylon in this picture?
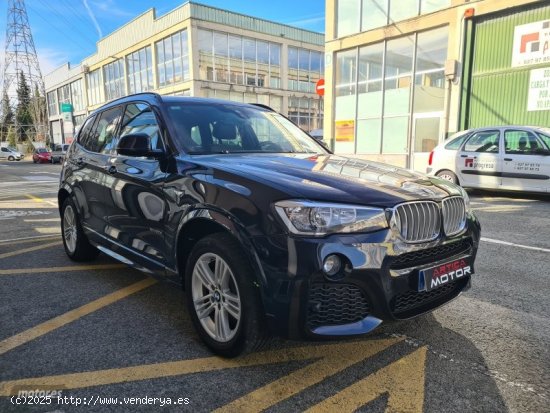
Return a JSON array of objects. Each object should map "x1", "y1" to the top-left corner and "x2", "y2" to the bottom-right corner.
[{"x1": 1, "y1": 0, "x2": 47, "y2": 143}]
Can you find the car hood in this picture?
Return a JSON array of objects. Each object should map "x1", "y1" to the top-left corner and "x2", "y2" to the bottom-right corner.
[{"x1": 186, "y1": 153, "x2": 462, "y2": 207}]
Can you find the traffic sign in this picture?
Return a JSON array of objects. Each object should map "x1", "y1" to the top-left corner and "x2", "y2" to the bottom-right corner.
[
  {"x1": 315, "y1": 79, "x2": 325, "y2": 96},
  {"x1": 60, "y1": 103, "x2": 73, "y2": 113}
]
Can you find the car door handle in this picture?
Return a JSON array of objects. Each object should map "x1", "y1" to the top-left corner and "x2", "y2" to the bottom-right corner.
[
  {"x1": 105, "y1": 165, "x2": 117, "y2": 174},
  {"x1": 504, "y1": 158, "x2": 513, "y2": 161},
  {"x1": 460, "y1": 155, "x2": 468, "y2": 158}
]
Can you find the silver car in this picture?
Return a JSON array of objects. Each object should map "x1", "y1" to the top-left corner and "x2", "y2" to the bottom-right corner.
[
  {"x1": 427, "y1": 125, "x2": 550, "y2": 193},
  {"x1": 0, "y1": 146, "x2": 23, "y2": 161}
]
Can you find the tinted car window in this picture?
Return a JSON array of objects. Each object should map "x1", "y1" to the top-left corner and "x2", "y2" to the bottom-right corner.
[
  {"x1": 78, "y1": 115, "x2": 96, "y2": 151},
  {"x1": 165, "y1": 103, "x2": 326, "y2": 154},
  {"x1": 444, "y1": 132, "x2": 469, "y2": 150},
  {"x1": 86, "y1": 107, "x2": 122, "y2": 153},
  {"x1": 536, "y1": 132, "x2": 550, "y2": 150},
  {"x1": 1, "y1": 147, "x2": 8, "y2": 152},
  {"x1": 117, "y1": 103, "x2": 163, "y2": 152},
  {"x1": 463, "y1": 130, "x2": 500, "y2": 153},
  {"x1": 504, "y1": 130, "x2": 545, "y2": 154}
]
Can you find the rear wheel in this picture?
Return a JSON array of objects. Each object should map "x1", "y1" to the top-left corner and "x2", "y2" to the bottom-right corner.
[
  {"x1": 436, "y1": 170, "x2": 459, "y2": 185},
  {"x1": 61, "y1": 198, "x2": 99, "y2": 261},
  {"x1": 185, "y1": 233, "x2": 268, "y2": 357}
]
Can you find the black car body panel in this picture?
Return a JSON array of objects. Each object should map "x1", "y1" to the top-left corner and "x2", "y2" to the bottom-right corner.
[{"x1": 59, "y1": 93, "x2": 480, "y2": 343}]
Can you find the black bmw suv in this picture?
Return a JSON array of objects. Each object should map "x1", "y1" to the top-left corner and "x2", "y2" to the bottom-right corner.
[{"x1": 59, "y1": 93, "x2": 480, "y2": 356}]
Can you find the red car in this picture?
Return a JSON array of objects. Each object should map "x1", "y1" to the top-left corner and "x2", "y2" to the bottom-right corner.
[{"x1": 32, "y1": 148, "x2": 52, "y2": 163}]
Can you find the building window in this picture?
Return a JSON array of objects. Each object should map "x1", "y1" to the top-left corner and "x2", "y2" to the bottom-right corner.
[
  {"x1": 57, "y1": 84, "x2": 71, "y2": 109},
  {"x1": 70, "y1": 80, "x2": 85, "y2": 112},
  {"x1": 333, "y1": 26, "x2": 448, "y2": 156},
  {"x1": 103, "y1": 59, "x2": 125, "y2": 101},
  {"x1": 288, "y1": 47, "x2": 323, "y2": 93},
  {"x1": 198, "y1": 28, "x2": 282, "y2": 90},
  {"x1": 127, "y1": 46, "x2": 154, "y2": 93},
  {"x1": 336, "y1": 0, "x2": 450, "y2": 38},
  {"x1": 87, "y1": 69, "x2": 102, "y2": 106},
  {"x1": 47, "y1": 91, "x2": 58, "y2": 116},
  {"x1": 155, "y1": 30, "x2": 190, "y2": 87}
]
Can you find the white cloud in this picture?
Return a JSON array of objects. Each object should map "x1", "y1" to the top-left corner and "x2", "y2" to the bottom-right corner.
[{"x1": 82, "y1": 0, "x2": 103, "y2": 39}]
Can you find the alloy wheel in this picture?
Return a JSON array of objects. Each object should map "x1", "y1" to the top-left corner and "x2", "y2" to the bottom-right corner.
[
  {"x1": 63, "y1": 205, "x2": 78, "y2": 253},
  {"x1": 191, "y1": 253, "x2": 242, "y2": 343}
]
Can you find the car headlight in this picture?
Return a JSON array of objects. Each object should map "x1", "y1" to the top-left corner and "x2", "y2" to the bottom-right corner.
[{"x1": 274, "y1": 200, "x2": 388, "y2": 235}]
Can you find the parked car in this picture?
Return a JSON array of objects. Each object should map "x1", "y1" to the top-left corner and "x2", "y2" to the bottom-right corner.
[
  {"x1": 32, "y1": 148, "x2": 52, "y2": 163},
  {"x1": 427, "y1": 125, "x2": 550, "y2": 193},
  {"x1": 0, "y1": 146, "x2": 23, "y2": 161},
  {"x1": 51, "y1": 144, "x2": 70, "y2": 163},
  {"x1": 59, "y1": 93, "x2": 480, "y2": 357}
]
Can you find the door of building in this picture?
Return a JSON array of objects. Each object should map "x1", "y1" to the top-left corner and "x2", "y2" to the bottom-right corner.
[{"x1": 411, "y1": 112, "x2": 442, "y2": 172}]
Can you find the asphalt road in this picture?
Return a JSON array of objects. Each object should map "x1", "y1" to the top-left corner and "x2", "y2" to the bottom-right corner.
[{"x1": 0, "y1": 159, "x2": 549, "y2": 412}]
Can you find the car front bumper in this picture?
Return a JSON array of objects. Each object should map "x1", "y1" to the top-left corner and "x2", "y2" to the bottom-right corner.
[{"x1": 253, "y1": 214, "x2": 480, "y2": 339}]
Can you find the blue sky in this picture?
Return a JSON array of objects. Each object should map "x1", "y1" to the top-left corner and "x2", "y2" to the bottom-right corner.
[{"x1": 0, "y1": 1, "x2": 325, "y2": 76}]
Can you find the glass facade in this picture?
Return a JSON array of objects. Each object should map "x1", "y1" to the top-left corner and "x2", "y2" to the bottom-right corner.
[
  {"x1": 57, "y1": 84, "x2": 71, "y2": 108},
  {"x1": 103, "y1": 59, "x2": 125, "y2": 101},
  {"x1": 197, "y1": 29, "x2": 282, "y2": 89},
  {"x1": 155, "y1": 30, "x2": 190, "y2": 87},
  {"x1": 127, "y1": 46, "x2": 154, "y2": 94},
  {"x1": 70, "y1": 80, "x2": 85, "y2": 112},
  {"x1": 334, "y1": 26, "x2": 448, "y2": 154},
  {"x1": 288, "y1": 47, "x2": 324, "y2": 93},
  {"x1": 87, "y1": 69, "x2": 102, "y2": 106},
  {"x1": 47, "y1": 91, "x2": 58, "y2": 116},
  {"x1": 336, "y1": 0, "x2": 450, "y2": 38},
  {"x1": 203, "y1": 89, "x2": 283, "y2": 112}
]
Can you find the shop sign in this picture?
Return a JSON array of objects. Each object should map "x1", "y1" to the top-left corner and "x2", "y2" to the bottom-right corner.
[
  {"x1": 512, "y1": 20, "x2": 550, "y2": 67},
  {"x1": 527, "y1": 67, "x2": 550, "y2": 111}
]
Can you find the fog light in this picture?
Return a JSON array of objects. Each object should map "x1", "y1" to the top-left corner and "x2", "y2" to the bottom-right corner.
[{"x1": 323, "y1": 254, "x2": 342, "y2": 277}]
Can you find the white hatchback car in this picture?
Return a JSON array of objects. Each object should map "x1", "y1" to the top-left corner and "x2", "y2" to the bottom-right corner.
[{"x1": 427, "y1": 126, "x2": 550, "y2": 193}]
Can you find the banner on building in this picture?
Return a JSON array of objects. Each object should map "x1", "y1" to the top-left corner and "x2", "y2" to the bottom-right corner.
[
  {"x1": 512, "y1": 20, "x2": 550, "y2": 68},
  {"x1": 527, "y1": 67, "x2": 550, "y2": 111}
]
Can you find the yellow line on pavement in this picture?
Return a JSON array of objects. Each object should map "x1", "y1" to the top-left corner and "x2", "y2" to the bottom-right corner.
[
  {"x1": 0, "y1": 263, "x2": 126, "y2": 276},
  {"x1": 0, "y1": 235, "x2": 59, "y2": 246},
  {"x1": 215, "y1": 338, "x2": 401, "y2": 413},
  {"x1": 25, "y1": 194, "x2": 57, "y2": 207},
  {"x1": 306, "y1": 346, "x2": 427, "y2": 413},
  {"x1": 0, "y1": 241, "x2": 61, "y2": 260},
  {"x1": 0, "y1": 277, "x2": 157, "y2": 356},
  {"x1": 0, "y1": 338, "x2": 401, "y2": 397}
]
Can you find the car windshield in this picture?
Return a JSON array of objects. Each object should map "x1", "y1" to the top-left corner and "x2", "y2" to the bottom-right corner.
[
  {"x1": 164, "y1": 102, "x2": 328, "y2": 155},
  {"x1": 7, "y1": 146, "x2": 17, "y2": 152},
  {"x1": 37, "y1": 148, "x2": 48, "y2": 153}
]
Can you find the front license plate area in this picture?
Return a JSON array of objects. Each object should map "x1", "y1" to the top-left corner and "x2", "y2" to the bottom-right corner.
[{"x1": 418, "y1": 256, "x2": 473, "y2": 292}]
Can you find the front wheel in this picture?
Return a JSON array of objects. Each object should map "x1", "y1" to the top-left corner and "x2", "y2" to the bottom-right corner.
[
  {"x1": 185, "y1": 233, "x2": 268, "y2": 357},
  {"x1": 8, "y1": 156, "x2": 14, "y2": 161},
  {"x1": 61, "y1": 198, "x2": 99, "y2": 261},
  {"x1": 436, "y1": 170, "x2": 459, "y2": 185}
]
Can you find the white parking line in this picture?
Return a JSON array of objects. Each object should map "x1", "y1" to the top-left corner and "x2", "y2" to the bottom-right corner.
[
  {"x1": 481, "y1": 237, "x2": 550, "y2": 253},
  {"x1": 0, "y1": 234, "x2": 59, "y2": 244}
]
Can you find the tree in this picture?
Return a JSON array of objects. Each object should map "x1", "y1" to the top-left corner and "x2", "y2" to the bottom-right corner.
[
  {"x1": 0, "y1": 92, "x2": 15, "y2": 143},
  {"x1": 32, "y1": 84, "x2": 47, "y2": 141},
  {"x1": 16, "y1": 71, "x2": 33, "y2": 141}
]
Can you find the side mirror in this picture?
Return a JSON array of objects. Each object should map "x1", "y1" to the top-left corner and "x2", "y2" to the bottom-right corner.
[{"x1": 116, "y1": 133, "x2": 163, "y2": 158}]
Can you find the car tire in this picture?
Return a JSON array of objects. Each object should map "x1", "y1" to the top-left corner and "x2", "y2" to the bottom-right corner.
[
  {"x1": 436, "y1": 170, "x2": 459, "y2": 185},
  {"x1": 33, "y1": 159, "x2": 37, "y2": 164},
  {"x1": 61, "y1": 198, "x2": 99, "y2": 262},
  {"x1": 185, "y1": 233, "x2": 268, "y2": 357},
  {"x1": 8, "y1": 156, "x2": 14, "y2": 161}
]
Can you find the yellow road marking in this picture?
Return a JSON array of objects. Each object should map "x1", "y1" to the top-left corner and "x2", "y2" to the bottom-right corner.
[
  {"x1": 0, "y1": 235, "x2": 59, "y2": 246},
  {"x1": 0, "y1": 338, "x2": 400, "y2": 397},
  {"x1": 0, "y1": 278, "x2": 157, "y2": 356},
  {"x1": 0, "y1": 241, "x2": 61, "y2": 260},
  {"x1": 0, "y1": 263, "x2": 126, "y2": 276},
  {"x1": 306, "y1": 346, "x2": 427, "y2": 413},
  {"x1": 25, "y1": 194, "x2": 57, "y2": 207},
  {"x1": 215, "y1": 338, "x2": 400, "y2": 413},
  {"x1": 23, "y1": 218, "x2": 61, "y2": 222}
]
